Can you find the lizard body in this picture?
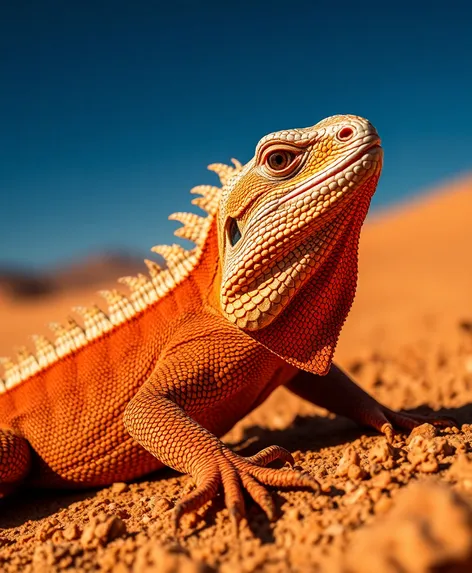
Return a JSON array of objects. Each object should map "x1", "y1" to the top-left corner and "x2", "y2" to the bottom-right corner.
[{"x1": 0, "y1": 115, "x2": 451, "y2": 523}]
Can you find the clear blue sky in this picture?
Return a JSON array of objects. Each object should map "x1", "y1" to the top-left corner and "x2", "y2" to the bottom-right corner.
[{"x1": 1, "y1": 0, "x2": 472, "y2": 269}]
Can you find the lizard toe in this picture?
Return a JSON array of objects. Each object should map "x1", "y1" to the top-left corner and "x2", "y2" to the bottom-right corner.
[
  {"x1": 240, "y1": 471, "x2": 276, "y2": 520},
  {"x1": 172, "y1": 445, "x2": 319, "y2": 529},
  {"x1": 219, "y1": 456, "x2": 246, "y2": 528},
  {"x1": 228, "y1": 454, "x2": 319, "y2": 521},
  {"x1": 244, "y1": 444, "x2": 294, "y2": 467},
  {"x1": 381, "y1": 407, "x2": 458, "y2": 437},
  {"x1": 243, "y1": 463, "x2": 320, "y2": 494},
  {"x1": 172, "y1": 466, "x2": 220, "y2": 529}
]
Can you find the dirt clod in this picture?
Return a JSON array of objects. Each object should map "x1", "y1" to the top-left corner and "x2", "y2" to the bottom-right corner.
[
  {"x1": 80, "y1": 514, "x2": 127, "y2": 548},
  {"x1": 339, "y1": 481, "x2": 472, "y2": 573}
]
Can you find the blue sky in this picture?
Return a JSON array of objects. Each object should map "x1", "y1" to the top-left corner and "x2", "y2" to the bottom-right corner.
[{"x1": 1, "y1": 0, "x2": 471, "y2": 269}]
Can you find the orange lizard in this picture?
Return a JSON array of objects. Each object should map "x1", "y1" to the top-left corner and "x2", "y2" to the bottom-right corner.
[{"x1": 0, "y1": 115, "x2": 452, "y2": 525}]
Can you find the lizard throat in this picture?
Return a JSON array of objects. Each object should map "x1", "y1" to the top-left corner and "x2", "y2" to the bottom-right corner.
[
  {"x1": 221, "y1": 186, "x2": 371, "y2": 333},
  {"x1": 244, "y1": 195, "x2": 372, "y2": 374}
]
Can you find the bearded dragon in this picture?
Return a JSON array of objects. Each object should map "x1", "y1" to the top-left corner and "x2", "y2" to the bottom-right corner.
[{"x1": 0, "y1": 115, "x2": 451, "y2": 525}]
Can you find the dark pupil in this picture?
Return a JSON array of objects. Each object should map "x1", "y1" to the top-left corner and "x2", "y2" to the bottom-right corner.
[
  {"x1": 227, "y1": 218, "x2": 242, "y2": 247},
  {"x1": 274, "y1": 154, "x2": 284, "y2": 165}
]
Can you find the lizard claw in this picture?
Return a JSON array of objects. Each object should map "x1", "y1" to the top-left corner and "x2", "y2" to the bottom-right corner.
[
  {"x1": 374, "y1": 407, "x2": 457, "y2": 442},
  {"x1": 172, "y1": 444, "x2": 318, "y2": 529}
]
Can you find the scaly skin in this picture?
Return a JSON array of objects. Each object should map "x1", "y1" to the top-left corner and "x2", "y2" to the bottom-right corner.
[{"x1": 0, "y1": 115, "x2": 453, "y2": 525}]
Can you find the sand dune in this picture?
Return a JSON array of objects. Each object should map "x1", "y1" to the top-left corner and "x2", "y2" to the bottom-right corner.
[
  {"x1": 1, "y1": 174, "x2": 472, "y2": 572},
  {"x1": 338, "y1": 174, "x2": 472, "y2": 358}
]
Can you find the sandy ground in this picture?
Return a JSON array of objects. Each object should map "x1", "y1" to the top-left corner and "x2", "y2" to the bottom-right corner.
[{"x1": 0, "y1": 175, "x2": 472, "y2": 572}]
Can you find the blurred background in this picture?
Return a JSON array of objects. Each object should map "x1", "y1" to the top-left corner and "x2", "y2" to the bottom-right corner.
[
  {"x1": 0, "y1": 0, "x2": 472, "y2": 355},
  {"x1": 1, "y1": 0, "x2": 472, "y2": 268}
]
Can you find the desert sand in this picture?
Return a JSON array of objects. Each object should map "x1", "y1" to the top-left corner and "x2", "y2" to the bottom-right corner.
[{"x1": 1, "y1": 175, "x2": 472, "y2": 572}]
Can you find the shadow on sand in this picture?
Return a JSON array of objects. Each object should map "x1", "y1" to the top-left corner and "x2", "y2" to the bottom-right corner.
[{"x1": 1, "y1": 402, "x2": 470, "y2": 535}]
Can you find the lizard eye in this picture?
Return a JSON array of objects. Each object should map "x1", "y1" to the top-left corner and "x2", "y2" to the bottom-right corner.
[
  {"x1": 266, "y1": 150, "x2": 295, "y2": 172},
  {"x1": 227, "y1": 217, "x2": 242, "y2": 247}
]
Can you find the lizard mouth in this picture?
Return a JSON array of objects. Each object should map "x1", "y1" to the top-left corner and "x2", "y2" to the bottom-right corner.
[
  {"x1": 249, "y1": 138, "x2": 382, "y2": 225},
  {"x1": 276, "y1": 138, "x2": 382, "y2": 208}
]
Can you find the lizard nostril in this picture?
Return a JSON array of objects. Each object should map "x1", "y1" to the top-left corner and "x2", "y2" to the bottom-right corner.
[{"x1": 337, "y1": 127, "x2": 354, "y2": 141}]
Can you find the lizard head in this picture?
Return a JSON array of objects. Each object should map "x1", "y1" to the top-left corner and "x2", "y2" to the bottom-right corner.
[{"x1": 217, "y1": 114, "x2": 383, "y2": 374}]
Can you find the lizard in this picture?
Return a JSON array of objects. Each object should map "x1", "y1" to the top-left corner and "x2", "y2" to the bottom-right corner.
[{"x1": 0, "y1": 114, "x2": 452, "y2": 526}]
